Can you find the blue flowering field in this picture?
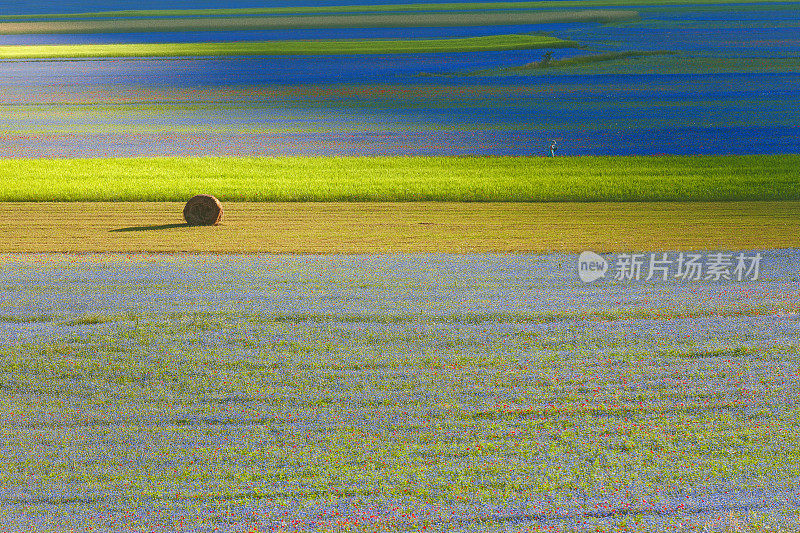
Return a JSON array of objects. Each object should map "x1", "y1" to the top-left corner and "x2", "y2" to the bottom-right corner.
[{"x1": 1, "y1": 252, "x2": 799, "y2": 531}]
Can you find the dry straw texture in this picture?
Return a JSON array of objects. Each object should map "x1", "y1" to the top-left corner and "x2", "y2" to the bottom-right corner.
[{"x1": 183, "y1": 194, "x2": 223, "y2": 226}]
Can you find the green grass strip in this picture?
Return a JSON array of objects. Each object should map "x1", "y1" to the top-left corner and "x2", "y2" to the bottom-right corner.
[
  {"x1": 1, "y1": 0, "x2": 796, "y2": 21},
  {"x1": 454, "y1": 52, "x2": 800, "y2": 77},
  {"x1": 454, "y1": 50, "x2": 678, "y2": 76},
  {"x1": 506, "y1": 50, "x2": 676, "y2": 70},
  {"x1": 0, "y1": 35, "x2": 572, "y2": 59},
  {"x1": 0, "y1": 155, "x2": 797, "y2": 202}
]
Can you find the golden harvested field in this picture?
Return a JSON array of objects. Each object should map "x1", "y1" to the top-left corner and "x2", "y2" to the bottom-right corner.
[{"x1": 2, "y1": 201, "x2": 797, "y2": 253}]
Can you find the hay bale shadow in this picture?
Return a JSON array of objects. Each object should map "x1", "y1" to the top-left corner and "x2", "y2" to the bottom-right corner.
[{"x1": 110, "y1": 223, "x2": 190, "y2": 233}]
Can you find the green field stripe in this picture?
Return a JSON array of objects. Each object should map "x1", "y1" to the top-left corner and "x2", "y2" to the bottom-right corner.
[
  {"x1": 0, "y1": 35, "x2": 573, "y2": 59},
  {"x1": 0, "y1": 11, "x2": 636, "y2": 35},
  {"x1": 0, "y1": 0, "x2": 797, "y2": 21},
  {"x1": 487, "y1": 53, "x2": 800, "y2": 76},
  {"x1": 0, "y1": 155, "x2": 797, "y2": 202},
  {"x1": 502, "y1": 50, "x2": 677, "y2": 70}
]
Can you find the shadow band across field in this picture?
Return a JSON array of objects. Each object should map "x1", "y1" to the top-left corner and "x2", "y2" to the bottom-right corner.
[{"x1": 110, "y1": 222, "x2": 189, "y2": 232}]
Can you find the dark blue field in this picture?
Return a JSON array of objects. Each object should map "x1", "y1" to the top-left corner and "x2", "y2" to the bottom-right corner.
[{"x1": 0, "y1": 2, "x2": 798, "y2": 156}]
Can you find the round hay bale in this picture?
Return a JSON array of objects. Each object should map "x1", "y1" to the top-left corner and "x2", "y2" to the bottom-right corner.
[{"x1": 183, "y1": 194, "x2": 223, "y2": 226}]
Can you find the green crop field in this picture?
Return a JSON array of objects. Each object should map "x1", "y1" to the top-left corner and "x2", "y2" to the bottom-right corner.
[
  {"x1": 477, "y1": 53, "x2": 800, "y2": 76},
  {"x1": 0, "y1": 34, "x2": 573, "y2": 59},
  {"x1": 0, "y1": 155, "x2": 797, "y2": 202}
]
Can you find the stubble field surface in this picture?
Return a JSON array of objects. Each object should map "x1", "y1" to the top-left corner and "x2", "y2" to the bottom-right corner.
[{"x1": 0, "y1": 200, "x2": 799, "y2": 253}]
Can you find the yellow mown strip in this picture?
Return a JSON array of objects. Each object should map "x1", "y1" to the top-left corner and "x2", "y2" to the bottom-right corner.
[{"x1": 0, "y1": 201, "x2": 796, "y2": 253}]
